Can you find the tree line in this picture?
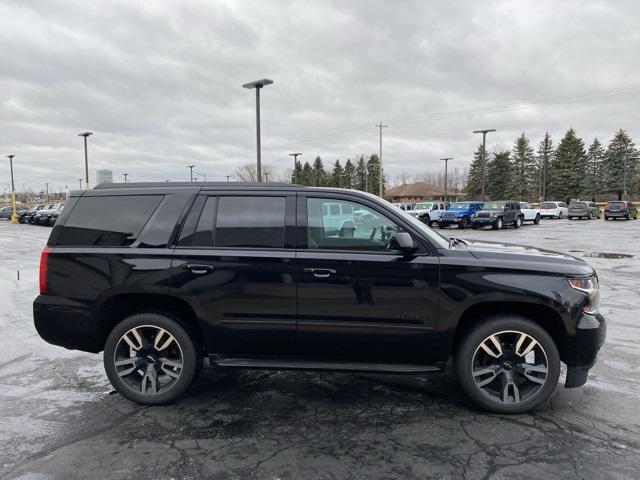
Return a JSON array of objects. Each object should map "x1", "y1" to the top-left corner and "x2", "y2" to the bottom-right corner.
[
  {"x1": 465, "y1": 129, "x2": 639, "y2": 202},
  {"x1": 292, "y1": 154, "x2": 385, "y2": 194}
]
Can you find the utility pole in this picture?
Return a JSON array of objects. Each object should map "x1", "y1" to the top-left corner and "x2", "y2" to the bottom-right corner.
[
  {"x1": 78, "y1": 132, "x2": 93, "y2": 189},
  {"x1": 289, "y1": 152, "x2": 302, "y2": 183},
  {"x1": 473, "y1": 129, "x2": 496, "y2": 201},
  {"x1": 243, "y1": 79, "x2": 274, "y2": 183},
  {"x1": 7, "y1": 155, "x2": 17, "y2": 223},
  {"x1": 440, "y1": 158, "x2": 452, "y2": 201},
  {"x1": 78, "y1": 179, "x2": 83, "y2": 189},
  {"x1": 45, "y1": 182, "x2": 50, "y2": 201},
  {"x1": 187, "y1": 165, "x2": 195, "y2": 182},
  {"x1": 264, "y1": 172, "x2": 270, "y2": 182},
  {"x1": 226, "y1": 175, "x2": 231, "y2": 182},
  {"x1": 123, "y1": 173, "x2": 129, "y2": 183},
  {"x1": 375, "y1": 122, "x2": 388, "y2": 197}
]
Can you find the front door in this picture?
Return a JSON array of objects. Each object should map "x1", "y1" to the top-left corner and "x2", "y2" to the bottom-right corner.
[
  {"x1": 171, "y1": 192, "x2": 297, "y2": 354},
  {"x1": 296, "y1": 194, "x2": 440, "y2": 363}
]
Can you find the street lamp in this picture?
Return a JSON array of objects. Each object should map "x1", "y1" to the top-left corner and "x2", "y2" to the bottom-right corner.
[
  {"x1": 123, "y1": 173, "x2": 129, "y2": 183},
  {"x1": 289, "y1": 153, "x2": 302, "y2": 183},
  {"x1": 440, "y1": 158, "x2": 452, "y2": 201},
  {"x1": 7, "y1": 155, "x2": 18, "y2": 223},
  {"x1": 187, "y1": 165, "x2": 196, "y2": 182},
  {"x1": 226, "y1": 175, "x2": 231, "y2": 182},
  {"x1": 45, "y1": 182, "x2": 50, "y2": 201},
  {"x1": 473, "y1": 129, "x2": 495, "y2": 201},
  {"x1": 243, "y1": 78, "x2": 274, "y2": 182},
  {"x1": 78, "y1": 132, "x2": 93, "y2": 189},
  {"x1": 78, "y1": 178, "x2": 83, "y2": 189},
  {"x1": 264, "y1": 172, "x2": 270, "y2": 182}
]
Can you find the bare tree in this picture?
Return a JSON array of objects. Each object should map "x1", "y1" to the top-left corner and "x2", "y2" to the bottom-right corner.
[{"x1": 234, "y1": 163, "x2": 274, "y2": 182}]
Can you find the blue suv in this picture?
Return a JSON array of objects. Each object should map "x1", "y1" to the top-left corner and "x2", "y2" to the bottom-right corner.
[{"x1": 439, "y1": 201, "x2": 484, "y2": 229}]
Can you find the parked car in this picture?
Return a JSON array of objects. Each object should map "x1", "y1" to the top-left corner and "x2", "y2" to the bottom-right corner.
[
  {"x1": 407, "y1": 201, "x2": 447, "y2": 226},
  {"x1": 36, "y1": 203, "x2": 65, "y2": 225},
  {"x1": 392, "y1": 203, "x2": 414, "y2": 211},
  {"x1": 31, "y1": 203, "x2": 55, "y2": 224},
  {"x1": 438, "y1": 201, "x2": 484, "y2": 229},
  {"x1": 34, "y1": 182, "x2": 606, "y2": 413},
  {"x1": 471, "y1": 201, "x2": 523, "y2": 230},
  {"x1": 604, "y1": 200, "x2": 638, "y2": 220},
  {"x1": 568, "y1": 201, "x2": 601, "y2": 220},
  {"x1": 519, "y1": 202, "x2": 542, "y2": 224},
  {"x1": 0, "y1": 205, "x2": 29, "y2": 219},
  {"x1": 539, "y1": 201, "x2": 568, "y2": 219},
  {"x1": 19, "y1": 205, "x2": 42, "y2": 223},
  {"x1": 48, "y1": 204, "x2": 66, "y2": 225}
]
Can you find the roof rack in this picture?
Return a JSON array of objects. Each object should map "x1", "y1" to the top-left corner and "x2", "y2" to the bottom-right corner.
[{"x1": 93, "y1": 181, "x2": 298, "y2": 189}]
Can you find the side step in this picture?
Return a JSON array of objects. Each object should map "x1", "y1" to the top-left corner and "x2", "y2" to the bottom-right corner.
[{"x1": 210, "y1": 355, "x2": 442, "y2": 375}]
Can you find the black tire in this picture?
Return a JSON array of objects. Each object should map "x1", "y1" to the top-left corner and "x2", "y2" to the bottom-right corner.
[
  {"x1": 513, "y1": 216, "x2": 522, "y2": 228},
  {"x1": 533, "y1": 214, "x2": 540, "y2": 225},
  {"x1": 455, "y1": 315, "x2": 560, "y2": 414},
  {"x1": 458, "y1": 216, "x2": 469, "y2": 229},
  {"x1": 492, "y1": 217, "x2": 503, "y2": 230},
  {"x1": 439, "y1": 223, "x2": 446, "y2": 229},
  {"x1": 422, "y1": 214, "x2": 431, "y2": 226},
  {"x1": 104, "y1": 312, "x2": 198, "y2": 405}
]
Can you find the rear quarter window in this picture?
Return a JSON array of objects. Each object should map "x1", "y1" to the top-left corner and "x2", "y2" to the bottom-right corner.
[{"x1": 55, "y1": 195, "x2": 163, "y2": 246}]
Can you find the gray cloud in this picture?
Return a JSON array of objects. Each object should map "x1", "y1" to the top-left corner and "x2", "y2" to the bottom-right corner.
[{"x1": 1, "y1": 0, "x2": 639, "y2": 192}]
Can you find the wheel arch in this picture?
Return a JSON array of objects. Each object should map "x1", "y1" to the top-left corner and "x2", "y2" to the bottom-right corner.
[
  {"x1": 97, "y1": 293, "x2": 204, "y2": 352},
  {"x1": 451, "y1": 301, "x2": 567, "y2": 362}
]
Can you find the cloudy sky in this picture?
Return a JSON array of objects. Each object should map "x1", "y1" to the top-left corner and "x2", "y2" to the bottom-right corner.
[{"x1": 1, "y1": 0, "x2": 639, "y2": 192}]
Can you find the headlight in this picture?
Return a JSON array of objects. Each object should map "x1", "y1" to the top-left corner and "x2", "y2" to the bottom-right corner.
[
  {"x1": 471, "y1": 213, "x2": 477, "y2": 218},
  {"x1": 568, "y1": 276, "x2": 598, "y2": 295},
  {"x1": 489, "y1": 212, "x2": 497, "y2": 217}
]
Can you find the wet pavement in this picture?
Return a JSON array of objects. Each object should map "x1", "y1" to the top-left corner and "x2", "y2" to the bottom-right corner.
[{"x1": 1, "y1": 217, "x2": 639, "y2": 479}]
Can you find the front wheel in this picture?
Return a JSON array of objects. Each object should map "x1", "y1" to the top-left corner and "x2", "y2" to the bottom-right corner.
[
  {"x1": 455, "y1": 315, "x2": 561, "y2": 413},
  {"x1": 533, "y1": 214, "x2": 541, "y2": 225},
  {"x1": 104, "y1": 312, "x2": 198, "y2": 405},
  {"x1": 492, "y1": 217, "x2": 503, "y2": 230},
  {"x1": 458, "y1": 216, "x2": 469, "y2": 229}
]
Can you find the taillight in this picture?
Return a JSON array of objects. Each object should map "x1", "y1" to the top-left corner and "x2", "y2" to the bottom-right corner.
[{"x1": 39, "y1": 246, "x2": 50, "y2": 294}]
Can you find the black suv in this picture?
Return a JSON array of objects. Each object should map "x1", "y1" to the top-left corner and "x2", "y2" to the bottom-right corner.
[
  {"x1": 34, "y1": 183, "x2": 605, "y2": 413},
  {"x1": 471, "y1": 200, "x2": 523, "y2": 230}
]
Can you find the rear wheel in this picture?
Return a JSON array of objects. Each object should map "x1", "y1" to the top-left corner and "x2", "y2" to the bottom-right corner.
[
  {"x1": 533, "y1": 214, "x2": 540, "y2": 225},
  {"x1": 104, "y1": 312, "x2": 198, "y2": 405},
  {"x1": 514, "y1": 216, "x2": 522, "y2": 228},
  {"x1": 558, "y1": 212, "x2": 563, "y2": 219},
  {"x1": 455, "y1": 315, "x2": 560, "y2": 414}
]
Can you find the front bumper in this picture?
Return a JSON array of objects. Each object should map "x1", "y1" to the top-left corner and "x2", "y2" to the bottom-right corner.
[
  {"x1": 471, "y1": 217, "x2": 496, "y2": 226},
  {"x1": 440, "y1": 216, "x2": 462, "y2": 225},
  {"x1": 564, "y1": 311, "x2": 606, "y2": 388}
]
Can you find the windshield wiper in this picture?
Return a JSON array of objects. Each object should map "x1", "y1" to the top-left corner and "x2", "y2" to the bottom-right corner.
[{"x1": 449, "y1": 237, "x2": 469, "y2": 248}]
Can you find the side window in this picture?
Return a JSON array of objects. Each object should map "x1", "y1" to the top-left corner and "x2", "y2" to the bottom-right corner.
[
  {"x1": 307, "y1": 198, "x2": 399, "y2": 251},
  {"x1": 179, "y1": 196, "x2": 217, "y2": 247},
  {"x1": 215, "y1": 196, "x2": 286, "y2": 248},
  {"x1": 56, "y1": 195, "x2": 163, "y2": 246}
]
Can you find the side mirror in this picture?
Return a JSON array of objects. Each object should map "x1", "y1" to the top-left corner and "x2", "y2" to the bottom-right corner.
[{"x1": 389, "y1": 232, "x2": 417, "y2": 254}]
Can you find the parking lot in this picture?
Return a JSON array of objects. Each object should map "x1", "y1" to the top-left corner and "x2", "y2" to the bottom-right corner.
[{"x1": 1, "y1": 218, "x2": 639, "y2": 480}]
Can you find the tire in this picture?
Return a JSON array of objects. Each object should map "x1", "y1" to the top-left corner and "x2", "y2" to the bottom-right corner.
[
  {"x1": 422, "y1": 215, "x2": 431, "y2": 226},
  {"x1": 104, "y1": 312, "x2": 198, "y2": 405},
  {"x1": 568, "y1": 216, "x2": 573, "y2": 220},
  {"x1": 533, "y1": 214, "x2": 540, "y2": 225},
  {"x1": 492, "y1": 217, "x2": 503, "y2": 230},
  {"x1": 513, "y1": 216, "x2": 522, "y2": 228},
  {"x1": 439, "y1": 222, "x2": 446, "y2": 229},
  {"x1": 458, "y1": 216, "x2": 469, "y2": 229},
  {"x1": 455, "y1": 315, "x2": 560, "y2": 414}
]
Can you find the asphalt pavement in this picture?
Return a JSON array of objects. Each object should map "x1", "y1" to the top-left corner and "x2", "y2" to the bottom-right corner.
[{"x1": 0, "y1": 217, "x2": 639, "y2": 479}]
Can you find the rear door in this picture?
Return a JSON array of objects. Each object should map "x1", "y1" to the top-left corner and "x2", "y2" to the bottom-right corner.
[{"x1": 171, "y1": 191, "x2": 297, "y2": 354}]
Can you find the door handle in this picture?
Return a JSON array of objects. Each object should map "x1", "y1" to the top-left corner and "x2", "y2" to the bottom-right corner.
[
  {"x1": 304, "y1": 268, "x2": 336, "y2": 278},
  {"x1": 182, "y1": 264, "x2": 215, "y2": 274}
]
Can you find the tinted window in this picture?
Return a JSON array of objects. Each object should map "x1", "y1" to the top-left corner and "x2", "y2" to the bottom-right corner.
[
  {"x1": 214, "y1": 196, "x2": 285, "y2": 248},
  {"x1": 179, "y1": 196, "x2": 217, "y2": 247},
  {"x1": 307, "y1": 198, "x2": 399, "y2": 251},
  {"x1": 56, "y1": 195, "x2": 163, "y2": 246}
]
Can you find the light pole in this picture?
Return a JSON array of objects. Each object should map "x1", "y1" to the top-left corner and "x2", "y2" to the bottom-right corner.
[
  {"x1": 289, "y1": 153, "x2": 302, "y2": 183},
  {"x1": 78, "y1": 178, "x2": 83, "y2": 189},
  {"x1": 187, "y1": 165, "x2": 195, "y2": 182},
  {"x1": 440, "y1": 158, "x2": 452, "y2": 201},
  {"x1": 375, "y1": 122, "x2": 388, "y2": 197},
  {"x1": 243, "y1": 79, "x2": 273, "y2": 182},
  {"x1": 473, "y1": 129, "x2": 496, "y2": 201},
  {"x1": 78, "y1": 132, "x2": 93, "y2": 189},
  {"x1": 264, "y1": 172, "x2": 270, "y2": 182},
  {"x1": 45, "y1": 182, "x2": 50, "y2": 201},
  {"x1": 226, "y1": 175, "x2": 231, "y2": 182},
  {"x1": 7, "y1": 155, "x2": 18, "y2": 223},
  {"x1": 123, "y1": 173, "x2": 129, "y2": 183}
]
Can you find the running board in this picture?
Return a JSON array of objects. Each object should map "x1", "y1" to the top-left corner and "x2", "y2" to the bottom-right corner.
[{"x1": 210, "y1": 356, "x2": 442, "y2": 375}]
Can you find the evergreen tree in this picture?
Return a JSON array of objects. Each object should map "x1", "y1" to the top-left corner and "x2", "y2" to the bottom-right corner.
[
  {"x1": 486, "y1": 150, "x2": 513, "y2": 200},
  {"x1": 366, "y1": 154, "x2": 383, "y2": 195},
  {"x1": 603, "y1": 129, "x2": 638, "y2": 198},
  {"x1": 355, "y1": 155, "x2": 367, "y2": 191},
  {"x1": 330, "y1": 160, "x2": 344, "y2": 187},
  {"x1": 464, "y1": 144, "x2": 485, "y2": 199},
  {"x1": 548, "y1": 128, "x2": 587, "y2": 201},
  {"x1": 301, "y1": 162, "x2": 313, "y2": 186},
  {"x1": 292, "y1": 160, "x2": 303, "y2": 184},
  {"x1": 586, "y1": 138, "x2": 606, "y2": 199},
  {"x1": 510, "y1": 133, "x2": 536, "y2": 200},
  {"x1": 536, "y1": 133, "x2": 554, "y2": 201},
  {"x1": 312, "y1": 156, "x2": 326, "y2": 187},
  {"x1": 343, "y1": 158, "x2": 356, "y2": 189}
]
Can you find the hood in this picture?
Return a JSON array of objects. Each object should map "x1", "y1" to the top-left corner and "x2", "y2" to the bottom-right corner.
[{"x1": 460, "y1": 239, "x2": 594, "y2": 276}]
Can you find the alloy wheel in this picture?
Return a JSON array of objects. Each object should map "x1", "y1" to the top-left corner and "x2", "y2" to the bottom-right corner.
[
  {"x1": 471, "y1": 330, "x2": 549, "y2": 405},
  {"x1": 113, "y1": 325, "x2": 184, "y2": 396}
]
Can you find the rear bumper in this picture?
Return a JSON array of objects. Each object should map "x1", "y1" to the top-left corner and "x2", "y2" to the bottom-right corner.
[
  {"x1": 604, "y1": 211, "x2": 627, "y2": 217},
  {"x1": 33, "y1": 295, "x2": 102, "y2": 353},
  {"x1": 568, "y1": 210, "x2": 588, "y2": 217},
  {"x1": 564, "y1": 312, "x2": 606, "y2": 388}
]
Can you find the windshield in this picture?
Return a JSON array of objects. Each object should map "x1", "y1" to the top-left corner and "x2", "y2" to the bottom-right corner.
[
  {"x1": 414, "y1": 202, "x2": 433, "y2": 210},
  {"x1": 607, "y1": 202, "x2": 625, "y2": 206},
  {"x1": 483, "y1": 202, "x2": 505, "y2": 210},
  {"x1": 448, "y1": 202, "x2": 470, "y2": 210},
  {"x1": 377, "y1": 198, "x2": 449, "y2": 248},
  {"x1": 540, "y1": 202, "x2": 557, "y2": 208}
]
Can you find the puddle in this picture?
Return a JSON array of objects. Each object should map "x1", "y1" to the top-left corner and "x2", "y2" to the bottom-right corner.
[{"x1": 583, "y1": 252, "x2": 634, "y2": 259}]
